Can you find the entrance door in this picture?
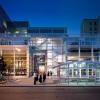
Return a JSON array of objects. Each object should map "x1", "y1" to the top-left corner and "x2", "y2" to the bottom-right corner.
[{"x1": 33, "y1": 51, "x2": 46, "y2": 73}]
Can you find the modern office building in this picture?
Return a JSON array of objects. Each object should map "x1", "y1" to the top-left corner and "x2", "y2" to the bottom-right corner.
[
  {"x1": 81, "y1": 16, "x2": 100, "y2": 37},
  {"x1": 0, "y1": 6, "x2": 100, "y2": 85},
  {"x1": 0, "y1": 5, "x2": 15, "y2": 33}
]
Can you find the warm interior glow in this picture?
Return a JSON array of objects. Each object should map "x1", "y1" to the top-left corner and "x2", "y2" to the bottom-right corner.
[
  {"x1": 15, "y1": 48, "x2": 21, "y2": 52},
  {"x1": 39, "y1": 65, "x2": 45, "y2": 73}
]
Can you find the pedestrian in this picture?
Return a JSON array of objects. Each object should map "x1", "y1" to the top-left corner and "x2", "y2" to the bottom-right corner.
[
  {"x1": 33, "y1": 72, "x2": 37, "y2": 85},
  {"x1": 47, "y1": 71, "x2": 49, "y2": 76},
  {"x1": 36, "y1": 73, "x2": 38, "y2": 81},
  {"x1": 39, "y1": 74, "x2": 42, "y2": 83},
  {"x1": 43, "y1": 72, "x2": 46, "y2": 82},
  {"x1": 50, "y1": 71, "x2": 52, "y2": 76}
]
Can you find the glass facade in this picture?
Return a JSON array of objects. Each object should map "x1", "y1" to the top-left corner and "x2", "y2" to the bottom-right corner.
[
  {"x1": 0, "y1": 28, "x2": 100, "y2": 86},
  {"x1": 28, "y1": 28, "x2": 66, "y2": 76},
  {"x1": 55, "y1": 36, "x2": 100, "y2": 86},
  {"x1": 0, "y1": 34, "x2": 29, "y2": 77},
  {"x1": 0, "y1": 45, "x2": 28, "y2": 76},
  {"x1": 57, "y1": 61, "x2": 100, "y2": 86},
  {"x1": 29, "y1": 37, "x2": 66, "y2": 76},
  {"x1": 0, "y1": 5, "x2": 100, "y2": 85}
]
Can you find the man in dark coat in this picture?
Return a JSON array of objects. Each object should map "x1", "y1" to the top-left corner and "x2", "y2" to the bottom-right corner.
[
  {"x1": 39, "y1": 74, "x2": 42, "y2": 83},
  {"x1": 43, "y1": 72, "x2": 46, "y2": 82}
]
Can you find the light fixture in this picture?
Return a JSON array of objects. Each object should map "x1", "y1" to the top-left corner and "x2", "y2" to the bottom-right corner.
[{"x1": 15, "y1": 48, "x2": 21, "y2": 52}]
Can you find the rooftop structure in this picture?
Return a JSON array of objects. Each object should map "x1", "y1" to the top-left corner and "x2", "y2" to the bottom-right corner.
[{"x1": 80, "y1": 16, "x2": 100, "y2": 37}]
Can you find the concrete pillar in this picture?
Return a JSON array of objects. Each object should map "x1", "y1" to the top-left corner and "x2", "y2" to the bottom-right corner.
[
  {"x1": 72, "y1": 68, "x2": 74, "y2": 78},
  {"x1": 78, "y1": 41, "x2": 80, "y2": 61},
  {"x1": 0, "y1": 49, "x2": 2, "y2": 56},
  {"x1": 13, "y1": 48, "x2": 16, "y2": 76},
  {"x1": 91, "y1": 46, "x2": 94, "y2": 61},
  {"x1": 57, "y1": 67, "x2": 60, "y2": 78},
  {"x1": 99, "y1": 51, "x2": 100, "y2": 62},
  {"x1": 79, "y1": 68, "x2": 81, "y2": 78},
  {"x1": 87, "y1": 68, "x2": 89, "y2": 78},
  {"x1": 27, "y1": 46, "x2": 29, "y2": 77},
  {"x1": 67, "y1": 63, "x2": 69, "y2": 85}
]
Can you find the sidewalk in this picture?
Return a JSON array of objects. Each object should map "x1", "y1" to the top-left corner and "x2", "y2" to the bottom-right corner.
[
  {"x1": 0, "y1": 77, "x2": 100, "y2": 87},
  {"x1": 0, "y1": 76, "x2": 59, "y2": 86}
]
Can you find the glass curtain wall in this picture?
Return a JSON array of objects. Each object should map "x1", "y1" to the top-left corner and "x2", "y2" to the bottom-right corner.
[
  {"x1": 29, "y1": 37, "x2": 66, "y2": 75},
  {"x1": 0, "y1": 45, "x2": 27, "y2": 76},
  {"x1": 59, "y1": 61, "x2": 100, "y2": 86},
  {"x1": 58, "y1": 37, "x2": 100, "y2": 86},
  {"x1": 66, "y1": 37, "x2": 100, "y2": 62}
]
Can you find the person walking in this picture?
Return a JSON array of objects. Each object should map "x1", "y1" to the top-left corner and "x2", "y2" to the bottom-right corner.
[
  {"x1": 39, "y1": 73, "x2": 42, "y2": 83},
  {"x1": 50, "y1": 71, "x2": 52, "y2": 76},
  {"x1": 33, "y1": 72, "x2": 38, "y2": 85},
  {"x1": 47, "y1": 71, "x2": 49, "y2": 76},
  {"x1": 36, "y1": 72, "x2": 38, "y2": 81},
  {"x1": 43, "y1": 72, "x2": 46, "y2": 82}
]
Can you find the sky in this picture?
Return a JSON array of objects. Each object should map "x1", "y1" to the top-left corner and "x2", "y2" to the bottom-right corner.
[{"x1": 0, "y1": 0, "x2": 100, "y2": 36}]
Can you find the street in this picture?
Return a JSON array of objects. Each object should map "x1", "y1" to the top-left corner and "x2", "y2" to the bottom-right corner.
[{"x1": 0, "y1": 87, "x2": 100, "y2": 100}]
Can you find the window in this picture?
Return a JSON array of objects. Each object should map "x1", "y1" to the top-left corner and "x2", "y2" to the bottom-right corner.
[
  {"x1": 89, "y1": 22, "x2": 92, "y2": 25},
  {"x1": 94, "y1": 22, "x2": 97, "y2": 25},
  {"x1": 89, "y1": 69, "x2": 92, "y2": 75},
  {"x1": 69, "y1": 69, "x2": 72, "y2": 76},
  {"x1": 74, "y1": 69, "x2": 78, "y2": 76},
  {"x1": 53, "y1": 28, "x2": 64, "y2": 33},
  {"x1": 81, "y1": 69, "x2": 86, "y2": 76},
  {"x1": 89, "y1": 27, "x2": 92, "y2": 31},
  {"x1": 94, "y1": 27, "x2": 97, "y2": 31},
  {"x1": 40, "y1": 29, "x2": 52, "y2": 33}
]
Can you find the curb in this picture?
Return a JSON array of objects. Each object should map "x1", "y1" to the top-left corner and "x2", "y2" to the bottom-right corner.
[{"x1": 0, "y1": 85, "x2": 100, "y2": 87}]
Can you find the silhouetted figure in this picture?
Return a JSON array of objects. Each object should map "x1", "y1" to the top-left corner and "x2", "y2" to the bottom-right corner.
[
  {"x1": 50, "y1": 71, "x2": 52, "y2": 76},
  {"x1": 43, "y1": 72, "x2": 46, "y2": 82},
  {"x1": 39, "y1": 74, "x2": 42, "y2": 83},
  {"x1": 0, "y1": 56, "x2": 6, "y2": 80},
  {"x1": 47, "y1": 71, "x2": 49, "y2": 76},
  {"x1": 36, "y1": 73, "x2": 38, "y2": 81},
  {"x1": 34, "y1": 77, "x2": 36, "y2": 85},
  {"x1": 33, "y1": 72, "x2": 38, "y2": 85}
]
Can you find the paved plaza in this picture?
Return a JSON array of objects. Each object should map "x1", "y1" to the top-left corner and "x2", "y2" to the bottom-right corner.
[
  {"x1": 0, "y1": 76, "x2": 58, "y2": 86},
  {"x1": 0, "y1": 76, "x2": 100, "y2": 86}
]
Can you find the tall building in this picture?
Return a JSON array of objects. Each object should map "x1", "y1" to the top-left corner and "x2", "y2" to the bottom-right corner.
[
  {"x1": 0, "y1": 5, "x2": 15, "y2": 33},
  {"x1": 81, "y1": 16, "x2": 100, "y2": 37}
]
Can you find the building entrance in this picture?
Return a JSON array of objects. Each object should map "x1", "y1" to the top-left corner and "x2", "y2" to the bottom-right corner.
[{"x1": 33, "y1": 51, "x2": 46, "y2": 73}]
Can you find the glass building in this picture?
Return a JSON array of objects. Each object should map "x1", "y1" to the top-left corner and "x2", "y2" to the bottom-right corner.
[
  {"x1": 28, "y1": 27, "x2": 67, "y2": 77},
  {"x1": 0, "y1": 29, "x2": 100, "y2": 86},
  {"x1": 0, "y1": 27, "x2": 67, "y2": 78},
  {"x1": 0, "y1": 5, "x2": 100, "y2": 86},
  {"x1": 57, "y1": 36, "x2": 100, "y2": 86}
]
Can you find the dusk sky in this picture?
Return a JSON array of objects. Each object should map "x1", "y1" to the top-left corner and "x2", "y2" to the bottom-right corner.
[{"x1": 0, "y1": 0, "x2": 100, "y2": 36}]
